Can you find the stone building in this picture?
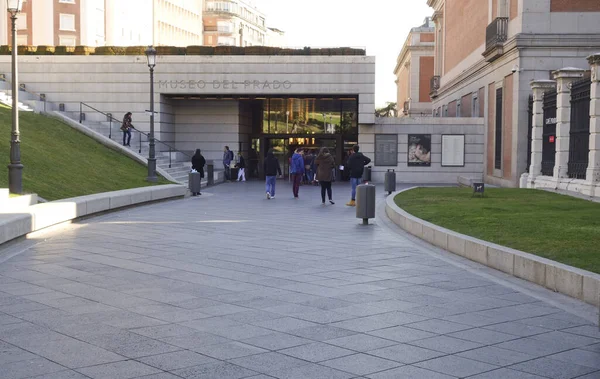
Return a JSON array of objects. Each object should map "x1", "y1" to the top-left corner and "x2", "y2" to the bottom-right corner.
[
  {"x1": 394, "y1": 18, "x2": 435, "y2": 117},
  {"x1": 426, "y1": 0, "x2": 600, "y2": 187}
]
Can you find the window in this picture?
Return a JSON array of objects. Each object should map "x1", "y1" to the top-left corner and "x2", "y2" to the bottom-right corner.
[
  {"x1": 59, "y1": 36, "x2": 76, "y2": 46},
  {"x1": 16, "y1": 14, "x2": 27, "y2": 30},
  {"x1": 495, "y1": 88, "x2": 503, "y2": 170},
  {"x1": 456, "y1": 100, "x2": 461, "y2": 117},
  {"x1": 207, "y1": 35, "x2": 213, "y2": 44},
  {"x1": 60, "y1": 14, "x2": 75, "y2": 31},
  {"x1": 472, "y1": 93, "x2": 479, "y2": 117},
  {"x1": 59, "y1": 0, "x2": 76, "y2": 3}
]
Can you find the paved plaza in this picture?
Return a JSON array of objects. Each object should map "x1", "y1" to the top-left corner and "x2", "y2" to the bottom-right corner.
[{"x1": 0, "y1": 182, "x2": 599, "y2": 379}]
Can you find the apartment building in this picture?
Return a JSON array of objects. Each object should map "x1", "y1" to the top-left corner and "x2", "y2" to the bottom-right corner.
[
  {"x1": 1, "y1": 0, "x2": 106, "y2": 47},
  {"x1": 394, "y1": 18, "x2": 435, "y2": 117},
  {"x1": 203, "y1": 0, "x2": 282, "y2": 47},
  {"x1": 427, "y1": 0, "x2": 600, "y2": 187},
  {"x1": 1, "y1": 0, "x2": 203, "y2": 47}
]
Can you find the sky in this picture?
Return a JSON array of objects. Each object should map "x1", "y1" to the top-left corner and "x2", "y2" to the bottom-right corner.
[{"x1": 253, "y1": 0, "x2": 433, "y2": 108}]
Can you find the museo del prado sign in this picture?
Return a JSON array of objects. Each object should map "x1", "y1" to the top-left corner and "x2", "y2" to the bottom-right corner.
[{"x1": 158, "y1": 79, "x2": 293, "y2": 91}]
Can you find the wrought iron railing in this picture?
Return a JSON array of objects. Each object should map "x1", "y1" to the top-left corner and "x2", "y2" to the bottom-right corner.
[
  {"x1": 568, "y1": 78, "x2": 591, "y2": 179},
  {"x1": 79, "y1": 102, "x2": 190, "y2": 168},
  {"x1": 541, "y1": 90, "x2": 557, "y2": 176},
  {"x1": 526, "y1": 95, "x2": 533, "y2": 172},
  {"x1": 430, "y1": 75, "x2": 440, "y2": 93},
  {"x1": 485, "y1": 17, "x2": 508, "y2": 52}
]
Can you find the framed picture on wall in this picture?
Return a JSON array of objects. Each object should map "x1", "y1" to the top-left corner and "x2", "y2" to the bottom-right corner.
[
  {"x1": 374, "y1": 134, "x2": 398, "y2": 166},
  {"x1": 407, "y1": 134, "x2": 431, "y2": 167},
  {"x1": 441, "y1": 134, "x2": 466, "y2": 167}
]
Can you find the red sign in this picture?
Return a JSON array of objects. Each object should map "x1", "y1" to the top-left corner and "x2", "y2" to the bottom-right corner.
[{"x1": 549, "y1": 136, "x2": 555, "y2": 143}]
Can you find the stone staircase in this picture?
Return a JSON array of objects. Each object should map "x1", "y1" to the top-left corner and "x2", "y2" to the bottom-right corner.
[{"x1": 0, "y1": 79, "x2": 224, "y2": 185}]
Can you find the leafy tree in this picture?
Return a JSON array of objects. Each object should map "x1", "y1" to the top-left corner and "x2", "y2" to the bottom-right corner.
[{"x1": 375, "y1": 102, "x2": 398, "y2": 118}]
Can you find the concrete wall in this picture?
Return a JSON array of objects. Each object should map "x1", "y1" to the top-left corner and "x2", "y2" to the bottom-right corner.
[
  {"x1": 173, "y1": 99, "x2": 240, "y2": 163},
  {"x1": 0, "y1": 55, "x2": 376, "y2": 135},
  {"x1": 359, "y1": 117, "x2": 484, "y2": 184}
]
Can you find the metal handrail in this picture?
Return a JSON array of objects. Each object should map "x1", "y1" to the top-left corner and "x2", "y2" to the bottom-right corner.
[
  {"x1": 79, "y1": 102, "x2": 191, "y2": 168},
  {"x1": 0, "y1": 74, "x2": 47, "y2": 111}
]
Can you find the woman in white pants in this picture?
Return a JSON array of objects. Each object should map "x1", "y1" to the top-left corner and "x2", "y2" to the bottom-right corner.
[{"x1": 236, "y1": 152, "x2": 246, "y2": 182}]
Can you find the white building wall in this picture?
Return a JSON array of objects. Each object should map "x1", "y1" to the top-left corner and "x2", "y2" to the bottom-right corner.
[
  {"x1": 80, "y1": 0, "x2": 106, "y2": 47},
  {"x1": 359, "y1": 118, "x2": 485, "y2": 184},
  {"x1": 174, "y1": 100, "x2": 240, "y2": 163},
  {"x1": 32, "y1": 0, "x2": 54, "y2": 46}
]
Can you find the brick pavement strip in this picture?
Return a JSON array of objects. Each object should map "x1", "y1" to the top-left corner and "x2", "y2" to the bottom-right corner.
[{"x1": 0, "y1": 182, "x2": 598, "y2": 378}]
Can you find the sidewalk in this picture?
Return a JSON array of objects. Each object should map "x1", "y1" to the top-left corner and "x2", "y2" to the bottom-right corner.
[{"x1": 0, "y1": 181, "x2": 598, "y2": 379}]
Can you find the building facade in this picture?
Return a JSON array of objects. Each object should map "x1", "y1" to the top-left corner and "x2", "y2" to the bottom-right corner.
[
  {"x1": 427, "y1": 0, "x2": 600, "y2": 187},
  {"x1": 105, "y1": 0, "x2": 203, "y2": 47},
  {"x1": 203, "y1": 0, "x2": 282, "y2": 47},
  {"x1": 1, "y1": 0, "x2": 106, "y2": 47},
  {"x1": 1, "y1": 0, "x2": 203, "y2": 47},
  {"x1": 394, "y1": 18, "x2": 435, "y2": 117}
]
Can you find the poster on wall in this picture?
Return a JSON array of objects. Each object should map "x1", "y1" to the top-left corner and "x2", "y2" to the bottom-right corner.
[
  {"x1": 408, "y1": 134, "x2": 432, "y2": 167},
  {"x1": 441, "y1": 134, "x2": 465, "y2": 167},
  {"x1": 375, "y1": 134, "x2": 398, "y2": 166}
]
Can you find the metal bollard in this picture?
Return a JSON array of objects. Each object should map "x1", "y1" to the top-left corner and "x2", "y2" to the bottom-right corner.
[
  {"x1": 189, "y1": 171, "x2": 201, "y2": 195},
  {"x1": 384, "y1": 169, "x2": 396, "y2": 195},
  {"x1": 363, "y1": 166, "x2": 372, "y2": 183},
  {"x1": 356, "y1": 183, "x2": 376, "y2": 225},
  {"x1": 207, "y1": 162, "x2": 214, "y2": 186}
]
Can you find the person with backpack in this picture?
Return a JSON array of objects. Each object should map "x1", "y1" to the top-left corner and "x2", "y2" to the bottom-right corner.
[
  {"x1": 223, "y1": 146, "x2": 234, "y2": 181},
  {"x1": 191, "y1": 149, "x2": 206, "y2": 196},
  {"x1": 290, "y1": 148, "x2": 305, "y2": 198},
  {"x1": 346, "y1": 145, "x2": 371, "y2": 207},
  {"x1": 121, "y1": 112, "x2": 134, "y2": 146},
  {"x1": 264, "y1": 149, "x2": 282, "y2": 199},
  {"x1": 315, "y1": 147, "x2": 336, "y2": 205}
]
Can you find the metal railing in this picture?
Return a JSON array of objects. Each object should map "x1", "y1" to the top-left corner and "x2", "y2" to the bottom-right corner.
[
  {"x1": 485, "y1": 17, "x2": 508, "y2": 52},
  {"x1": 0, "y1": 74, "x2": 47, "y2": 112},
  {"x1": 79, "y1": 102, "x2": 190, "y2": 168}
]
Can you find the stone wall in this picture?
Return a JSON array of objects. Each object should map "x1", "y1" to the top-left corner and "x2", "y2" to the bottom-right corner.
[{"x1": 358, "y1": 117, "x2": 485, "y2": 184}]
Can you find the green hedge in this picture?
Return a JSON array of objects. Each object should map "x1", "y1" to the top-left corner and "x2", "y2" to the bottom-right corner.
[{"x1": 0, "y1": 45, "x2": 366, "y2": 56}]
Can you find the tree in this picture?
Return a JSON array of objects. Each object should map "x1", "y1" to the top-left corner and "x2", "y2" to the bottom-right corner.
[{"x1": 375, "y1": 102, "x2": 398, "y2": 118}]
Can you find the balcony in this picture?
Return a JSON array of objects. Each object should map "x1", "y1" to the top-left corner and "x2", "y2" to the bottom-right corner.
[
  {"x1": 430, "y1": 75, "x2": 440, "y2": 98},
  {"x1": 483, "y1": 17, "x2": 508, "y2": 62}
]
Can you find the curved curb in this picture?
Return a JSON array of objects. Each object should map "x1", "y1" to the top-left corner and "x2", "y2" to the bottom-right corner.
[
  {"x1": 385, "y1": 188, "x2": 600, "y2": 308},
  {"x1": 0, "y1": 184, "x2": 186, "y2": 248}
]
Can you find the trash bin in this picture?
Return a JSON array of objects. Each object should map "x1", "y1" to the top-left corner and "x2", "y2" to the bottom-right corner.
[
  {"x1": 356, "y1": 183, "x2": 376, "y2": 225},
  {"x1": 189, "y1": 171, "x2": 201, "y2": 195},
  {"x1": 207, "y1": 162, "x2": 214, "y2": 186},
  {"x1": 384, "y1": 169, "x2": 396, "y2": 195},
  {"x1": 363, "y1": 166, "x2": 372, "y2": 183}
]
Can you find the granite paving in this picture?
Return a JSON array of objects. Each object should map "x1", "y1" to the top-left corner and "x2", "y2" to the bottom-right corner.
[{"x1": 0, "y1": 182, "x2": 598, "y2": 378}]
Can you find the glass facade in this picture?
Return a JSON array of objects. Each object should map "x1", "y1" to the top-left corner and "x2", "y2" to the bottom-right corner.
[{"x1": 261, "y1": 97, "x2": 358, "y2": 137}]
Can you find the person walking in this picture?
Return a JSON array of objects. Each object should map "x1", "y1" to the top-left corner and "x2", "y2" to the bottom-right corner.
[
  {"x1": 191, "y1": 149, "x2": 206, "y2": 196},
  {"x1": 236, "y1": 152, "x2": 246, "y2": 182},
  {"x1": 290, "y1": 148, "x2": 305, "y2": 198},
  {"x1": 303, "y1": 149, "x2": 313, "y2": 184},
  {"x1": 315, "y1": 147, "x2": 335, "y2": 205},
  {"x1": 264, "y1": 149, "x2": 282, "y2": 199},
  {"x1": 346, "y1": 145, "x2": 371, "y2": 206},
  {"x1": 121, "y1": 112, "x2": 133, "y2": 146},
  {"x1": 223, "y1": 146, "x2": 234, "y2": 181}
]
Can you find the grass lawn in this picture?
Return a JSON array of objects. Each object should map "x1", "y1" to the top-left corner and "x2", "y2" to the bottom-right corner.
[
  {"x1": 0, "y1": 104, "x2": 171, "y2": 201},
  {"x1": 395, "y1": 187, "x2": 600, "y2": 274}
]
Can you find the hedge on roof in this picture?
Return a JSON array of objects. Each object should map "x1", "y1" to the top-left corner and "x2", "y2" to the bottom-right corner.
[{"x1": 0, "y1": 45, "x2": 366, "y2": 56}]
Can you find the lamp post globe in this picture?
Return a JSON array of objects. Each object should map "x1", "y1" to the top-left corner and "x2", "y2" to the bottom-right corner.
[
  {"x1": 7, "y1": 0, "x2": 23, "y2": 195},
  {"x1": 144, "y1": 46, "x2": 158, "y2": 182}
]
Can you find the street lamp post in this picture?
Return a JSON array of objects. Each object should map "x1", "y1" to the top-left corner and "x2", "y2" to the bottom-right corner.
[
  {"x1": 7, "y1": 0, "x2": 23, "y2": 194},
  {"x1": 145, "y1": 46, "x2": 157, "y2": 182}
]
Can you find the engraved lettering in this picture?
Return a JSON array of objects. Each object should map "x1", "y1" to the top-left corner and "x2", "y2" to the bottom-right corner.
[
  {"x1": 188, "y1": 80, "x2": 196, "y2": 89},
  {"x1": 170, "y1": 81, "x2": 178, "y2": 89},
  {"x1": 253, "y1": 80, "x2": 260, "y2": 89},
  {"x1": 273, "y1": 80, "x2": 281, "y2": 89},
  {"x1": 283, "y1": 80, "x2": 292, "y2": 89},
  {"x1": 179, "y1": 80, "x2": 187, "y2": 89},
  {"x1": 263, "y1": 81, "x2": 271, "y2": 89},
  {"x1": 158, "y1": 80, "x2": 168, "y2": 89},
  {"x1": 198, "y1": 80, "x2": 206, "y2": 89},
  {"x1": 244, "y1": 80, "x2": 251, "y2": 89},
  {"x1": 222, "y1": 80, "x2": 230, "y2": 90},
  {"x1": 213, "y1": 80, "x2": 221, "y2": 89}
]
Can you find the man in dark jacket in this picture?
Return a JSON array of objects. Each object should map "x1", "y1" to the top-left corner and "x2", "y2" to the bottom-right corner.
[
  {"x1": 346, "y1": 145, "x2": 371, "y2": 206},
  {"x1": 264, "y1": 149, "x2": 282, "y2": 199},
  {"x1": 290, "y1": 148, "x2": 305, "y2": 198},
  {"x1": 191, "y1": 149, "x2": 206, "y2": 196}
]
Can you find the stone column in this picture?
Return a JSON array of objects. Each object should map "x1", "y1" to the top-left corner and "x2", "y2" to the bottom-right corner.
[
  {"x1": 528, "y1": 80, "x2": 556, "y2": 188},
  {"x1": 586, "y1": 53, "x2": 600, "y2": 195},
  {"x1": 552, "y1": 68, "x2": 585, "y2": 181}
]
